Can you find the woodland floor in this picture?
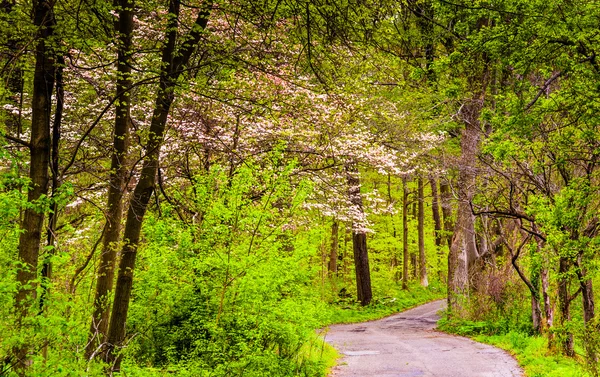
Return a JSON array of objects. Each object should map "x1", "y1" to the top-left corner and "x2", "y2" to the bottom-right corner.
[{"x1": 324, "y1": 300, "x2": 524, "y2": 377}]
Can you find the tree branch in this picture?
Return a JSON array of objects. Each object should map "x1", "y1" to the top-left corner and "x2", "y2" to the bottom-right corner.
[{"x1": 3, "y1": 133, "x2": 30, "y2": 148}]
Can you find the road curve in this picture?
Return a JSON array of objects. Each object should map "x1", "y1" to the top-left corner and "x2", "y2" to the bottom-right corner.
[{"x1": 324, "y1": 300, "x2": 523, "y2": 377}]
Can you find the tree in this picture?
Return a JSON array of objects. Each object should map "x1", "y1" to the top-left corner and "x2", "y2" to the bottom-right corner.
[
  {"x1": 13, "y1": 0, "x2": 57, "y2": 370},
  {"x1": 105, "y1": 0, "x2": 212, "y2": 368},
  {"x1": 86, "y1": 0, "x2": 134, "y2": 360}
]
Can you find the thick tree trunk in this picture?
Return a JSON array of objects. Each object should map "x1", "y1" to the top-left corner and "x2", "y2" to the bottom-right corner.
[
  {"x1": 14, "y1": 0, "x2": 56, "y2": 371},
  {"x1": 448, "y1": 100, "x2": 482, "y2": 312},
  {"x1": 345, "y1": 164, "x2": 372, "y2": 306},
  {"x1": 105, "y1": 1, "x2": 211, "y2": 368},
  {"x1": 86, "y1": 0, "x2": 134, "y2": 361},
  {"x1": 418, "y1": 177, "x2": 428, "y2": 287},
  {"x1": 328, "y1": 220, "x2": 338, "y2": 274},
  {"x1": 402, "y1": 176, "x2": 409, "y2": 290},
  {"x1": 429, "y1": 177, "x2": 444, "y2": 281},
  {"x1": 541, "y1": 267, "x2": 553, "y2": 329}
]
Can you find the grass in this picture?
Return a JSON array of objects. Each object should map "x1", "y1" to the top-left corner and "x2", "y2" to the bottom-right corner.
[
  {"x1": 438, "y1": 317, "x2": 590, "y2": 377},
  {"x1": 476, "y1": 332, "x2": 589, "y2": 377}
]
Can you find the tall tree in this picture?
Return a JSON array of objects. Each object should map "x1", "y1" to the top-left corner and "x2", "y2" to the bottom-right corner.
[
  {"x1": 86, "y1": 0, "x2": 134, "y2": 360},
  {"x1": 345, "y1": 163, "x2": 372, "y2": 306},
  {"x1": 418, "y1": 176, "x2": 428, "y2": 287},
  {"x1": 105, "y1": 0, "x2": 212, "y2": 368},
  {"x1": 13, "y1": 0, "x2": 56, "y2": 370}
]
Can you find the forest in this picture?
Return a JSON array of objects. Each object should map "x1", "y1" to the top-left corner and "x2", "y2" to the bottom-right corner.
[{"x1": 0, "y1": 0, "x2": 599, "y2": 376}]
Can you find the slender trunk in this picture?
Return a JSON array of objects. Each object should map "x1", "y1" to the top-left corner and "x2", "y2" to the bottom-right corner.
[
  {"x1": 506, "y1": 234, "x2": 542, "y2": 334},
  {"x1": 14, "y1": 0, "x2": 55, "y2": 371},
  {"x1": 577, "y1": 255, "x2": 597, "y2": 373},
  {"x1": 328, "y1": 220, "x2": 338, "y2": 274},
  {"x1": 418, "y1": 177, "x2": 428, "y2": 287},
  {"x1": 439, "y1": 180, "x2": 453, "y2": 251},
  {"x1": 105, "y1": 1, "x2": 212, "y2": 368},
  {"x1": 557, "y1": 256, "x2": 574, "y2": 356},
  {"x1": 39, "y1": 56, "x2": 64, "y2": 314},
  {"x1": 345, "y1": 164, "x2": 372, "y2": 306},
  {"x1": 86, "y1": 0, "x2": 134, "y2": 360},
  {"x1": 387, "y1": 175, "x2": 399, "y2": 274},
  {"x1": 402, "y1": 176, "x2": 409, "y2": 290},
  {"x1": 429, "y1": 177, "x2": 444, "y2": 281}
]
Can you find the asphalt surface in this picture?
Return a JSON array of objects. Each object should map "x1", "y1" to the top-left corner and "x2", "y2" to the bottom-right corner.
[{"x1": 324, "y1": 300, "x2": 523, "y2": 377}]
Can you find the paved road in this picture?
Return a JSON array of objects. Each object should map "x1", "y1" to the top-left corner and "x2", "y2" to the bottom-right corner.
[{"x1": 324, "y1": 300, "x2": 523, "y2": 377}]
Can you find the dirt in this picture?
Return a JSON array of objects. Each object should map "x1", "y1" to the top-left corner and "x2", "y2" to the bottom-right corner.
[{"x1": 324, "y1": 300, "x2": 524, "y2": 377}]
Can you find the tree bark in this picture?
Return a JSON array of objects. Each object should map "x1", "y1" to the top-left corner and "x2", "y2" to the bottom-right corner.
[
  {"x1": 402, "y1": 176, "x2": 409, "y2": 290},
  {"x1": 328, "y1": 220, "x2": 338, "y2": 274},
  {"x1": 105, "y1": 0, "x2": 212, "y2": 368},
  {"x1": 557, "y1": 256, "x2": 574, "y2": 356},
  {"x1": 86, "y1": 0, "x2": 134, "y2": 361},
  {"x1": 418, "y1": 177, "x2": 428, "y2": 287},
  {"x1": 14, "y1": 0, "x2": 56, "y2": 371},
  {"x1": 39, "y1": 56, "x2": 64, "y2": 314},
  {"x1": 345, "y1": 163, "x2": 372, "y2": 306},
  {"x1": 576, "y1": 255, "x2": 596, "y2": 372},
  {"x1": 448, "y1": 100, "x2": 482, "y2": 312},
  {"x1": 439, "y1": 180, "x2": 453, "y2": 251},
  {"x1": 429, "y1": 177, "x2": 444, "y2": 281}
]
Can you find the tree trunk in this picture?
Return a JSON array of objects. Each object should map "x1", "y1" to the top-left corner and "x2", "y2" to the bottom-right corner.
[
  {"x1": 14, "y1": 0, "x2": 56, "y2": 371},
  {"x1": 86, "y1": 0, "x2": 134, "y2": 361},
  {"x1": 105, "y1": 0, "x2": 212, "y2": 369},
  {"x1": 345, "y1": 163, "x2": 372, "y2": 306},
  {"x1": 439, "y1": 180, "x2": 453, "y2": 251},
  {"x1": 448, "y1": 100, "x2": 482, "y2": 312},
  {"x1": 429, "y1": 177, "x2": 444, "y2": 281},
  {"x1": 39, "y1": 56, "x2": 64, "y2": 314},
  {"x1": 402, "y1": 176, "x2": 409, "y2": 290},
  {"x1": 557, "y1": 256, "x2": 574, "y2": 356},
  {"x1": 418, "y1": 177, "x2": 428, "y2": 287},
  {"x1": 541, "y1": 267, "x2": 553, "y2": 329},
  {"x1": 387, "y1": 175, "x2": 399, "y2": 275},
  {"x1": 576, "y1": 255, "x2": 597, "y2": 373},
  {"x1": 328, "y1": 220, "x2": 338, "y2": 274}
]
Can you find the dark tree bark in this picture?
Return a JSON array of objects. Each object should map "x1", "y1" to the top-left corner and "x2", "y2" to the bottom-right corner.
[
  {"x1": 504, "y1": 233, "x2": 542, "y2": 334},
  {"x1": 402, "y1": 176, "x2": 409, "y2": 290},
  {"x1": 557, "y1": 256, "x2": 574, "y2": 356},
  {"x1": 328, "y1": 220, "x2": 338, "y2": 274},
  {"x1": 576, "y1": 254, "x2": 597, "y2": 372},
  {"x1": 39, "y1": 56, "x2": 64, "y2": 314},
  {"x1": 429, "y1": 177, "x2": 445, "y2": 281},
  {"x1": 345, "y1": 163, "x2": 372, "y2": 306},
  {"x1": 86, "y1": 0, "x2": 134, "y2": 361},
  {"x1": 418, "y1": 177, "x2": 428, "y2": 287},
  {"x1": 14, "y1": 0, "x2": 56, "y2": 371},
  {"x1": 105, "y1": 1, "x2": 212, "y2": 368}
]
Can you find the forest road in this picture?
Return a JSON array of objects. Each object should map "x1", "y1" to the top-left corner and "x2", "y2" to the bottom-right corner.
[{"x1": 324, "y1": 300, "x2": 523, "y2": 377}]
